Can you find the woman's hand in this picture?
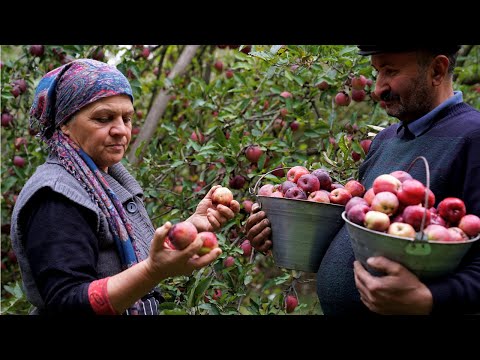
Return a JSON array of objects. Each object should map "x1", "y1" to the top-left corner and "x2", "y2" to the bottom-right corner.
[{"x1": 187, "y1": 185, "x2": 240, "y2": 232}]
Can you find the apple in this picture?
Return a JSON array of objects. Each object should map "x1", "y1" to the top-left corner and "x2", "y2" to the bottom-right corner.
[
  {"x1": 287, "y1": 166, "x2": 310, "y2": 183},
  {"x1": 242, "y1": 200, "x2": 253, "y2": 213},
  {"x1": 344, "y1": 180, "x2": 366, "y2": 198},
  {"x1": 285, "y1": 295, "x2": 298, "y2": 313},
  {"x1": 351, "y1": 75, "x2": 367, "y2": 90},
  {"x1": 225, "y1": 69, "x2": 234, "y2": 79},
  {"x1": 272, "y1": 118, "x2": 286, "y2": 131},
  {"x1": 316, "y1": 80, "x2": 329, "y2": 90},
  {"x1": 1, "y1": 112, "x2": 13, "y2": 127},
  {"x1": 423, "y1": 224, "x2": 452, "y2": 242},
  {"x1": 212, "y1": 187, "x2": 233, "y2": 206},
  {"x1": 364, "y1": 211, "x2": 390, "y2": 232},
  {"x1": 212, "y1": 289, "x2": 222, "y2": 301},
  {"x1": 330, "y1": 183, "x2": 344, "y2": 191},
  {"x1": 245, "y1": 145, "x2": 263, "y2": 164},
  {"x1": 13, "y1": 79, "x2": 27, "y2": 93},
  {"x1": 426, "y1": 188, "x2": 436, "y2": 208},
  {"x1": 279, "y1": 108, "x2": 288, "y2": 117},
  {"x1": 351, "y1": 89, "x2": 366, "y2": 102},
  {"x1": 311, "y1": 169, "x2": 332, "y2": 190},
  {"x1": 335, "y1": 91, "x2": 351, "y2": 106},
  {"x1": 389, "y1": 170, "x2": 413, "y2": 183},
  {"x1": 297, "y1": 174, "x2": 320, "y2": 194},
  {"x1": 13, "y1": 156, "x2": 26, "y2": 168},
  {"x1": 164, "y1": 236, "x2": 176, "y2": 250},
  {"x1": 370, "y1": 191, "x2": 399, "y2": 216},
  {"x1": 240, "y1": 239, "x2": 252, "y2": 257},
  {"x1": 329, "y1": 188, "x2": 352, "y2": 205},
  {"x1": 214, "y1": 60, "x2": 224, "y2": 72},
  {"x1": 271, "y1": 165, "x2": 285, "y2": 178},
  {"x1": 345, "y1": 196, "x2": 369, "y2": 214},
  {"x1": 363, "y1": 188, "x2": 376, "y2": 205},
  {"x1": 190, "y1": 131, "x2": 205, "y2": 144},
  {"x1": 289, "y1": 121, "x2": 299, "y2": 132},
  {"x1": 402, "y1": 205, "x2": 431, "y2": 232},
  {"x1": 258, "y1": 184, "x2": 275, "y2": 196},
  {"x1": 14, "y1": 137, "x2": 27, "y2": 150},
  {"x1": 270, "y1": 191, "x2": 284, "y2": 198},
  {"x1": 223, "y1": 256, "x2": 235, "y2": 268},
  {"x1": 372, "y1": 174, "x2": 402, "y2": 195},
  {"x1": 29, "y1": 45, "x2": 45, "y2": 57},
  {"x1": 347, "y1": 203, "x2": 370, "y2": 225},
  {"x1": 281, "y1": 180, "x2": 297, "y2": 194},
  {"x1": 196, "y1": 232, "x2": 219, "y2": 255},
  {"x1": 229, "y1": 175, "x2": 246, "y2": 190},
  {"x1": 360, "y1": 139, "x2": 372, "y2": 154},
  {"x1": 280, "y1": 91, "x2": 293, "y2": 99},
  {"x1": 458, "y1": 214, "x2": 480, "y2": 237},
  {"x1": 168, "y1": 221, "x2": 198, "y2": 250},
  {"x1": 397, "y1": 179, "x2": 426, "y2": 206},
  {"x1": 430, "y1": 212, "x2": 447, "y2": 226},
  {"x1": 308, "y1": 190, "x2": 331, "y2": 203},
  {"x1": 437, "y1": 197, "x2": 466, "y2": 225},
  {"x1": 284, "y1": 186, "x2": 307, "y2": 200},
  {"x1": 447, "y1": 227, "x2": 469, "y2": 242},
  {"x1": 387, "y1": 222, "x2": 416, "y2": 239}
]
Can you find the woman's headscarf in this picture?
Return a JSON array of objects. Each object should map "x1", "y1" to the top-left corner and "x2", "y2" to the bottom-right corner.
[
  {"x1": 30, "y1": 58, "x2": 133, "y2": 140},
  {"x1": 29, "y1": 60, "x2": 144, "y2": 313}
]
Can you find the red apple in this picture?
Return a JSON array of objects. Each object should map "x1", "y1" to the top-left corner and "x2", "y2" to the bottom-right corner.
[
  {"x1": 245, "y1": 145, "x2": 263, "y2": 164},
  {"x1": 363, "y1": 188, "x2": 376, "y2": 206},
  {"x1": 437, "y1": 197, "x2": 466, "y2": 225},
  {"x1": 271, "y1": 165, "x2": 285, "y2": 178},
  {"x1": 387, "y1": 222, "x2": 416, "y2": 239},
  {"x1": 286, "y1": 166, "x2": 310, "y2": 183},
  {"x1": 284, "y1": 186, "x2": 307, "y2": 200},
  {"x1": 351, "y1": 75, "x2": 367, "y2": 90},
  {"x1": 196, "y1": 231, "x2": 219, "y2": 255},
  {"x1": 372, "y1": 174, "x2": 402, "y2": 195},
  {"x1": 370, "y1": 191, "x2": 399, "y2": 216},
  {"x1": 311, "y1": 169, "x2": 332, "y2": 190},
  {"x1": 223, "y1": 256, "x2": 235, "y2": 268},
  {"x1": 389, "y1": 170, "x2": 413, "y2": 183},
  {"x1": 458, "y1": 214, "x2": 480, "y2": 237},
  {"x1": 285, "y1": 295, "x2": 298, "y2": 313},
  {"x1": 308, "y1": 190, "x2": 331, "y2": 203},
  {"x1": 14, "y1": 137, "x2": 27, "y2": 149},
  {"x1": 329, "y1": 188, "x2": 352, "y2": 205},
  {"x1": 351, "y1": 89, "x2": 366, "y2": 102},
  {"x1": 397, "y1": 179, "x2": 426, "y2": 206},
  {"x1": 347, "y1": 203, "x2": 370, "y2": 225},
  {"x1": 402, "y1": 205, "x2": 431, "y2": 232},
  {"x1": 212, "y1": 289, "x2": 222, "y2": 301},
  {"x1": 364, "y1": 211, "x2": 390, "y2": 232},
  {"x1": 297, "y1": 174, "x2": 320, "y2": 194},
  {"x1": 280, "y1": 91, "x2": 293, "y2": 99},
  {"x1": 242, "y1": 200, "x2": 253, "y2": 213},
  {"x1": 13, "y1": 156, "x2": 26, "y2": 168},
  {"x1": 430, "y1": 212, "x2": 447, "y2": 226},
  {"x1": 258, "y1": 184, "x2": 275, "y2": 196},
  {"x1": 229, "y1": 175, "x2": 246, "y2": 190},
  {"x1": 426, "y1": 188, "x2": 436, "y2": 208},
  {"x1": 214, "y1": 60, "x2": 224, "y2": 72},
  {"x1": 360, "y1": 139, "x2": 372, "y2": 154},
  {"x1": 345, "y1": 196, "x2": 369, "y2": 214},
  {"x1": 344, "y1": 180, "x2": 366, "y2": 198},
  {"x1": 423, "y1": 224, "x2": 452, "y2": 242},
  {"x1": 281, "y1": 180, "x2": 297, "y2": 194},
  {"x1": 335, "y1": 91, "x2": 351, "y2": 106},
  {"x1": 447, "y1": 227, "x2": 469, "y2": 242},
  {"x1": 190, "y1": 131, "x2": 205, "y2": 144},
  {"x1": 212, "y1": 187, "x2": 233, "y2": 206},
  {"x1": 330, "y1": 183, "x2": 344, "y2": 191},
  {"x1": 240, "y1": 239, "x2": 252, "y2": 257},
  {"x1": 29, "y1": 45, "x2": 45, "y2": 57},
  {"x1": 1, "y1": 112, "x2": 14, "y2": 127},
  {"x1": 168, "y1": 221, "x2": 198, "y2": 250},
  {"x1": 225, "y1": 69, "x2": 234, "y2": 79}
]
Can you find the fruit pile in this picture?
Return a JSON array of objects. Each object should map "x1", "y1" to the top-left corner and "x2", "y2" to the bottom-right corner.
[
  {"x1": 257, "y1": 165, "x2": 365, "y2": 206},
  {"x1": 345, "y1": 170, "x2": 480, "y2": 241}
]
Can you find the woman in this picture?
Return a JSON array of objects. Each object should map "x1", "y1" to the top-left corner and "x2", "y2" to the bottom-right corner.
[{"x1": 10, "y1": 59, "x2": 240, "y2": 315}]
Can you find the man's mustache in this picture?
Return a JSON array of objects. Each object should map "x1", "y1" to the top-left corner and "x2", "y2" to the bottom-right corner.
[{"x1": 380, "y1": 91, "x2": 400, "y2": 102}]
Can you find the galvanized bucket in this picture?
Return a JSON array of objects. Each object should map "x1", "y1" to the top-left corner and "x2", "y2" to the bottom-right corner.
[
  {"x1": 252, "y1": 167, "x2": 345, "y2": 273},
  {"x1": 343, "y1": 211, "x2": 480, "y2": 280}
]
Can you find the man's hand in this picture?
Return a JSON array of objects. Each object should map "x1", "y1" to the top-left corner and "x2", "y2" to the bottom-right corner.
[{"x1": 245, "y1": 202, "x2": 272, "y2": 253}]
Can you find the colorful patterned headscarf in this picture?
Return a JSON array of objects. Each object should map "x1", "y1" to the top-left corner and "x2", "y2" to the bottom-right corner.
[
  {"x1": 29, "y1": 59, "x2": 146, "y2": 313},
  {"x1": 30, "y1": 58, "x2": 133, "y2": 140}
]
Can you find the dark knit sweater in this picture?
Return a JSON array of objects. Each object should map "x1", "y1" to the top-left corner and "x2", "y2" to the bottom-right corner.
[{"x1": 317, "y1": 102, "x2": 480, "y2": 315}]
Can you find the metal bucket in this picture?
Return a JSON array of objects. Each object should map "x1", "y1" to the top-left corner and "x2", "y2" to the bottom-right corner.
[
  {"x1": 343, "y1": 211, "x2": 480, "y2": 280},
  {"x1": 257, "y1": 196, "x2": 345, "y2": 273}
]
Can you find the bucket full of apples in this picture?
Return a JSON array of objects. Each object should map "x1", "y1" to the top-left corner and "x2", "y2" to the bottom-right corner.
[
  {"x1": 343, "y1": 156, "x2": 480, "y2": 280},
  {"x1": 251, "y1": 166, "x2": 364, "y2": 273}
]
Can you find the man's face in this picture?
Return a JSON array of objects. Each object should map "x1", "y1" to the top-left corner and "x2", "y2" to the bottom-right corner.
[{"x1": 371, "y1": 51, "x2": 434, "y2": 123}]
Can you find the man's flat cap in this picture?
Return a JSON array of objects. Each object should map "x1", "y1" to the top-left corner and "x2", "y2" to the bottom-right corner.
[{"x1": 357, "y1": 45, "x2": 461, "y2": 56}]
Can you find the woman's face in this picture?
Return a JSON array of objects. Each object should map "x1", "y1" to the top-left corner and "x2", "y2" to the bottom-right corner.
[
  {"x1": 372, "y1": 51, "x2": 434, "y2": 124},
  {"x1": 60, "y1": 95, "x2": 134, "y2": 171}
]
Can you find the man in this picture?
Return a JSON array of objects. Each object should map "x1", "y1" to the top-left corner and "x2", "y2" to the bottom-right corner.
[{"x1": 245, "y1": 45, "x2": 480, "y2": 315}]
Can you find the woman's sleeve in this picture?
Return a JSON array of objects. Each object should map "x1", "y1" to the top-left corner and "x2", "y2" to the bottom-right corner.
[{"x1": 23, "y1": 188, "x2": 100, "y2": 314}]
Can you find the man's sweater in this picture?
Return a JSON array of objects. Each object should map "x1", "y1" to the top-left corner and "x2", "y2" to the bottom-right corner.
[{"x1": 317, "y1": 102, "x2": 480, "y2": 315}]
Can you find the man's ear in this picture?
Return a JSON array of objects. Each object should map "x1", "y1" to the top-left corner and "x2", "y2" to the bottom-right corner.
[
  {"x1": 60, "y1": 123, "x2": 70, "y2": 136},
  {"x1": 431, "y1": 55, "x2": 449, "y2": 86}
]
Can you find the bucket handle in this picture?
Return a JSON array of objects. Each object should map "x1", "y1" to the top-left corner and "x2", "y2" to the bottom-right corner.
[
  {"x1": 405, "y1": 156, "x2": 431, "y2": 243},
  {"x1": 249, "y1": 167, "x2": 292, "y2": 196}
]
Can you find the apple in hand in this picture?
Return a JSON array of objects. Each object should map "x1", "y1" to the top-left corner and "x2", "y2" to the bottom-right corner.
[
  {"x1": 370, "y1": 191, "x2": 399, "y2": 216},
  {"x1": 372, "y1": 174, "x2": 402, "y2": 195},
  {"x1": 364, "y1": 211, "x2": 390, "y2": 232},
  {"x1": 347, "y1": 203, "x2": 370, "y2": 225},
  {"x1": 329, "y1": 188, "x2": 352, "y2": 205},
  {"x1": 458, "y1": 214, "x2": 480, "y2": 237},
  {"x1": 297, "y1": 174, "x2": 320, "y2": 194},
  {"x1": 387, "y1": 222, "x2": 416, "y2": 239},
  {"x1": 196, "y1": 231, "x2": 219, "y2": 255},
  {"x1": 212, "y1": 187, "x2": 233, "y2": 206},
  {"x1": 168, "y1": 221, "x2": 198, "y2": 250},
  {"x1": 437, "y1": 197, "x2": 466, "y2": 225}
]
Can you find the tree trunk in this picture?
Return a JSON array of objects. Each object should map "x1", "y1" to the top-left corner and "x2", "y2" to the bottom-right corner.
[{"x1": 127, "y1": 45, "x2": 201, "y2": 164}]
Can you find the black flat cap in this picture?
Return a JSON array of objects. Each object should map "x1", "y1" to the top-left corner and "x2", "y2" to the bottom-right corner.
[{"x1": 357, "y1": 45, "x2": 461, "y2": 56}]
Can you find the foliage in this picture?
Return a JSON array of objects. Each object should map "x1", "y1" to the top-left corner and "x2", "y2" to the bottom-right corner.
[{"x1": 1, "y1": 44, "x2": 479, "y2": 315}]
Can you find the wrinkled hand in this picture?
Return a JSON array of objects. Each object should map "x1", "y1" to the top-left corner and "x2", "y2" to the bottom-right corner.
[
  {"x1": 147, "y1": 222, "x2": 222, "y2": 280},
  {"x1": 353, "y1": 256, "x2": 433, "y2": 315},
  {"x1": 245, "y1": 202, "x2": 272, "y2": 253},
  {"x1": 188, "y1": 185, "x2": 240, "y2": 232}
]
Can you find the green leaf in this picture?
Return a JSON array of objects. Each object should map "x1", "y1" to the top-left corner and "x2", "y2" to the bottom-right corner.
[
  {"x1": 270, "y1": 45, "x2": 283, "y2": 54},
  {"x1": 198, "y1": 303, "x2": 221, "y2": 315}
]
